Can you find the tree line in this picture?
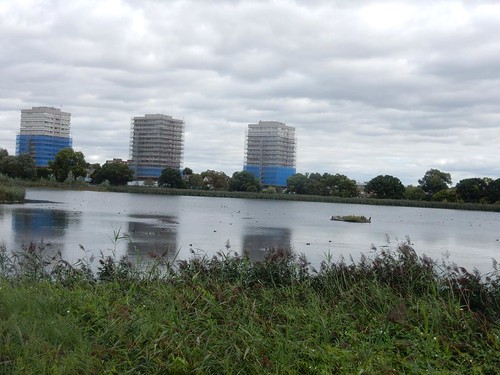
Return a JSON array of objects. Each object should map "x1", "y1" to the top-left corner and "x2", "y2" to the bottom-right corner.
[{"x1": 2, "y1": 148, "x2": 500, "y2": 204}]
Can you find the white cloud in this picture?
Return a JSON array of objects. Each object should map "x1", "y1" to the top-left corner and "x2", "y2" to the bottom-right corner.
[{"x1": 1, "y1": 0, "x2": 500, "y2": 185}]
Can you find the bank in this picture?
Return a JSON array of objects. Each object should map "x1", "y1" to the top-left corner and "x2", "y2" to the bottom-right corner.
[
  {"x1": 15, "y1": 178, "x2": 500, "y2": 213},
  {"x1": 0, "y1": 242, "x2": 498, "y2": 373}
]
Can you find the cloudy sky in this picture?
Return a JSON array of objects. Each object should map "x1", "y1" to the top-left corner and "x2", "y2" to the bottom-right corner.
[{"x1": 1, "y1": 0, "x2": 500, "y2": 185}]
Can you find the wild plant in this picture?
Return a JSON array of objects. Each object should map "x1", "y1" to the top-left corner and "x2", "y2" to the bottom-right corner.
[
  {"x1": 439, "y1": 258, "x2": 500, "y2": 319},
  {"x1": 0, "y1": 184, "x2": 26, "y2": 203},
  {"x1": 10, "y1": 241, "x2": 53, "y2": 281},
  {"x1": 0, "y1": 243, "x2": 15, "y2": 278}
]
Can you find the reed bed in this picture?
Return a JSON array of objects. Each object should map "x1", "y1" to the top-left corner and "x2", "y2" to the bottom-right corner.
[
  {"x1": 0, "y1": 183, "x2": 25, "y2": 203},
  {"x1": 0, "y1": 240, "x2": 498, "y2": 374},
  {"x1": 105, "y1": 185, "x2": 500, "y2": 212}
]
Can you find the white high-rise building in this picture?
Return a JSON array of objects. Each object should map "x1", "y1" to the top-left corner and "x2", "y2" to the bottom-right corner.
[
  {"x1": 244, "y1": 121, "x2": 296, "y2": 187},
  {"x1": 16, "y1": 106, "x2": 72, "y2": 167},
  {"x1": 129, "y1": 114, "x2": 184, "y2": 180}
]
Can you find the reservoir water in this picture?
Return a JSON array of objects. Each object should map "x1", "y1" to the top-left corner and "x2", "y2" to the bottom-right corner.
[{"x1": 0, "y1": 188, "x2": 499, "y2": 273}]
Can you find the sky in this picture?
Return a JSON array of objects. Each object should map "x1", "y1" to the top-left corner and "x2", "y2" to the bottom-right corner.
[{"x1": 1, "y1": 0, "x2": 500, "y2": 186}]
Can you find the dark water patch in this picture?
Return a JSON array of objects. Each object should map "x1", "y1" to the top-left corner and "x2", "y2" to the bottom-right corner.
[
  {"x1": 128, "y1": 213, "x2": 179, "y2": 224},
  {"x1": 25, "y1": 199, "x2": 62, "y2": 204}
]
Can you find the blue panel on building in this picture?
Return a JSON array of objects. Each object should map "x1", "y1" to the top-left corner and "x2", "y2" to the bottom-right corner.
[
  {"x1": 244, "y1": 165, "x2": 296, "y2": 187},
  {"x1": 16, "y1": 135, "x2": 72, "y2": 167},
  {"x1": 134, "y1": 167, "x2": 165, "y2": 180}
]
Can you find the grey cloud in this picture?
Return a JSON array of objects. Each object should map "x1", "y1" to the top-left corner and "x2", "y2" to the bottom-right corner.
[{"x1": 2, "y1": 0, "x2": 500, "y2": 186}]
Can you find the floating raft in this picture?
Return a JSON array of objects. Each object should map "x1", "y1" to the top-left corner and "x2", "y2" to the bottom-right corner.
[{"x1": 330, "y1": 215, "x2": 371, "y2": 223}]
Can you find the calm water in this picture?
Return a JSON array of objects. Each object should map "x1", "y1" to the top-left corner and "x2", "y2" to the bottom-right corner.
[{"x1": 0, "y1": 188, "x2": 499, "y2": 273}]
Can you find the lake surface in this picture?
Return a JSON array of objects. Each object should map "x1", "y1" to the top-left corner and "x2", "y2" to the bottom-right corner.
[{"x1": 0, "y1": 188, "x2": 499, "y2": 273}]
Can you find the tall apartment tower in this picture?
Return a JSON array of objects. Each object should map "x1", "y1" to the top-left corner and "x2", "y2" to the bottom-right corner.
[
  {"x1": 16, "y1": 106, "x2": 72, "y2": 167},
  {"x1": 129, "y1": 114, "x2": 184, "y2": 180},
  {"x1": 244, "y1": 121, "x2": 296, "y2": 187}
]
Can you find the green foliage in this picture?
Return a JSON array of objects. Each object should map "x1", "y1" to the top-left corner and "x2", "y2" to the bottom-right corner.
[
  {"x1": 0, "y1": 241, "x2": 498, "y2": 373},
  {"x1": 228, "y1": 171, "x2": 261, "y2": 192},
  {"x1": 419, "y1": 169, "x2": 452, "y2": 195},
  {"x1": 405, "y1": 185, "x2": 427, "y2": 200},
  {"x1": 158, "y1": 168, "x2": 186, "y2": 188},
  {"x1": 486, "y1": 178, "x2": 500, "y2": 204},
  {"x1": 200, "y1": 170, "x2": 229, "y2": 190},
  {"x1": 0, "y1": 174, "x2": 26, "y2": 203},
  {"x1": 187, "y1": 173, "x2": 204, "y2": 189},
  {"x1": 92, "y1": 162, "x2": 133, "y2": 186},
  {"x1": 365, "y1": 175, "x2": 405, "y2": 199},
  {"x1": 48, "y1": 148, "x2": 87, "y2": 182},
  {"x1": 264, "y1": 186, "x2": 277, "y2": 194},
  {"x1": 286, "y1": 173, "x2": 309, "y2": 194},
  {"x1": 0, "y1": 184, "x2": 26, "y2": 203},
  {"x1": 320, "y1": 173, "x2": 358, "y2": 197},
  {"x1": 432, "y1": 188, "x2": 458, "y2": 202},
  {"x1": 0, "y1": 149, "x2": 36, "y2": 180},
  {"x1": 287, "y1": 173, "x2": 358, "y2": 197},
  {"x1": 456, "y1": 177, "x2": 488, "y2": 203},
  {"x1": 331, "y1": 215, "x2": 371, "y2": 223},
  {"x1": 35, "y1": 166, "x2": 51, "y2": 180},
  {"x1": 16, "y1": 154, "x2": 37, "y2": 180}
]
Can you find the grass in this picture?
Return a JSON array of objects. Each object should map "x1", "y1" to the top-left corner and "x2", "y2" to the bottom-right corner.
[
  {"x1": 0, "y1": 175, "x2": 26, "y2": 203},
  {"x1": 0, "y1": 240, "x2": 499, "y2": 374}
]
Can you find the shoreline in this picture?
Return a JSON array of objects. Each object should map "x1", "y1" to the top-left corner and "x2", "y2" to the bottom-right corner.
[{"x1": 22, "y1": 182, "x2": 500, "y2": 213}]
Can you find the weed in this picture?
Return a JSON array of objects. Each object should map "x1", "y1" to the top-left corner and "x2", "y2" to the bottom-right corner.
[{"x1": 0, "y1": 240, "x2": 498, "y2": 373}]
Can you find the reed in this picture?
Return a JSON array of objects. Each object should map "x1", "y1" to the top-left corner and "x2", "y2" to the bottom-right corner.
[
  {"x1": 0, "y1": 240, "x2": 498, "y2": 373},
  {"x1": 0, "y1": 184, "x2": 25, "y2": 203}
]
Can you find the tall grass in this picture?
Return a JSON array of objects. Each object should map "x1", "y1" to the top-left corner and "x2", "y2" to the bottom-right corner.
[
  {"x1": 0, "y1": 240, "x2": 499, "y2": 373},
  {"x1": 0, "y1": 182, "x2": 25, "y2": 203}
]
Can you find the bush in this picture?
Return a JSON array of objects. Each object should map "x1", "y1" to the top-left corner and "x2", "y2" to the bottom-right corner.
[{"x1": 0, "y1": 184, "x2": 25, "y2": 203}]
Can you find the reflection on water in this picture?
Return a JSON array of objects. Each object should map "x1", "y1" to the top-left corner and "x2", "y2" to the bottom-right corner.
[
  {"x1": 242, "y1": 226, "x2": 291, "y2": 261},
  {"x1": 0, "y1": 189, "x2": 498, "y2": 273},
  {"x1": 125, "y1": 214, "x2": 178, "y2": 261},
  {"x1": 10, "y1": 207, "x2": 80, "y2": 258},
  {"x1": 12, "y1": 207, "x2": 77, "y2": 241}
]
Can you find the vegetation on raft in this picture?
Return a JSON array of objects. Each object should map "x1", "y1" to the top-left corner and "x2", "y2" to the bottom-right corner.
[
  {"x1": 330, "y1": 215, "x2": 372, "y2": 223},
  {"x1": 0, "y1": 240, "x2": 499, "y2": 374}
]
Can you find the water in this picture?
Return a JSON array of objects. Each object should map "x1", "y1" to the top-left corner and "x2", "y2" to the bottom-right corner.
[{"x1": 0, "y1": 188, "x2": 499, "y2": 273}]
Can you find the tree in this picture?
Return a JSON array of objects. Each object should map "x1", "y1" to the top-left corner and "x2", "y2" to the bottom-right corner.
[
  {"x1": 455, "y1": 178, "x2": 488, "y2": 203},
  {"x1": 17, "y1": 154, "x2": 36, "y2": 180},
  {"x1": 158, "y1": 168, "x2": 186, "y2": 188},
  {"x1": 305, "y1": 179, "x2": 323, "y2": 196},
  {"x1": 92, "y1": 162, "x2": 133, "y2": 186},
  {"x1": 418, "y1": 169, "x2": 452, "y2": 195},
  {"x1": 320, "y1": 173, "x2": 358, "y2": 197},
  {"x1": 264, "y1": 186, "x2": 277, "y2": 194},
  {"x1": 36, "y1": 167, "x2": 51, "y2": 180},
  {"x1": 365, "y1": 175, "x2": 405, "y2": 199},
  {"x1": 182, "y1": 167, "x2": 193, "y2": 176},
  {"x1": 0, "y1": 153, "x2": 36, "y2": 180},
  {"x1": 0, "y1": 155, "x2": 19, "y2": 178},
  {"x1": 49, "y1": 148, "x2": 87, "y2": 182},
  {"x1": 228, "y1": 171, "x2": 261, "y2": 192},
  {"x1": 200, "y1": 170, "x2": 229, "y2": 190},
  {"x1": 405, "y1": 185, "x2": 426, "y2": 201},
  {"x1": 0, "y1": 148, "x2": 8, "y2": 160},
  {"x1": 432, "y1": 188, "x2": 457, "y2": 202},
  {"x1": 187, "y1": 173, "x2": 205, "y2": 189},
  {"x1": 486, "y1": 178, "x2": 500, "y2": 204},
  {"x1": 286, "y1": 173, "x2": 309, "y2": 194}
]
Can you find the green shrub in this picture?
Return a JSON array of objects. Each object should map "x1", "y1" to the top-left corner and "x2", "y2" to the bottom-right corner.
[{"x1": 0, "y1": 184, "x2": 25, "y2": 203}]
